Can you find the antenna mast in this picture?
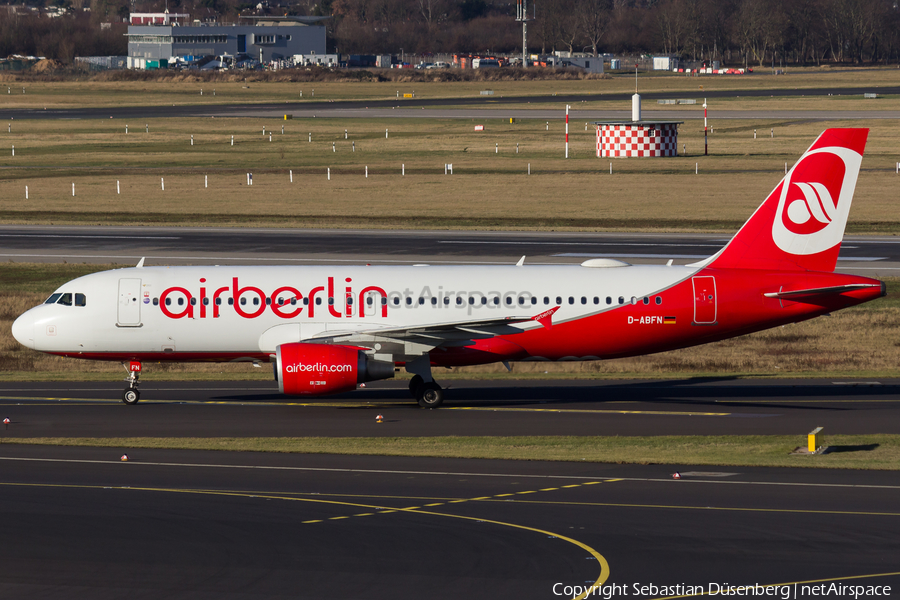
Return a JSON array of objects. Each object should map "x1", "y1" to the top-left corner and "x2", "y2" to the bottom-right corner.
[{"x1": 516, "y1": 0, "x2": 530, "y2": 66}]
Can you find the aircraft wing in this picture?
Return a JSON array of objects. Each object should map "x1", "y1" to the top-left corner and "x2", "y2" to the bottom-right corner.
[{"x1": 308, "y1": 315, "x2": 537, "y2": 343}]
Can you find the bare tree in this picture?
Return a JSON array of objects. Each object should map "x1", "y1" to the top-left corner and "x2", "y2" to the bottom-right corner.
[{"x1": 578, "y1": 0, "x2": 612, "y2": 56}]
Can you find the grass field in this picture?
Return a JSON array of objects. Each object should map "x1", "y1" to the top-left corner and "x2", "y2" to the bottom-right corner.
[
  {"x1": 1, "y1": 114, "x2": 900, "y2": 231},
  {"x1": 2, "y1": 263, "x2": 898, "y2": 379},
  {"x1": 4, "y1": 435, "x2": 898, "y2": 470}
]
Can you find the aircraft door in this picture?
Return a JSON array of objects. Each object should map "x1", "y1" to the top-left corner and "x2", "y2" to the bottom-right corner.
[
  {"x1": 117, "y1": 278, "x2": 142, "y2": 326},
  {"x1": 692, "y1": 276, "x2": 717, "y2": 325}
]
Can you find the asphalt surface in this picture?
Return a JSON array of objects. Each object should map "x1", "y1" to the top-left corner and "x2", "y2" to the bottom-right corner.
[
  {"x1": 1, "y1": 378, "x2": 899, "y2": 437},
  {"x1": 1, "y1": 444, "x2": 898, "y2": 599},
  {"x1": 2, "y1": 225, "x2": 898, "y2": 276},
  {"x1": 5, "y1": 83, "x2": 900, "y2": 121}
]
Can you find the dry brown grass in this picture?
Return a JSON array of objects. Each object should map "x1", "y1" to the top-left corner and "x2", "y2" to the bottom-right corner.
[{"x1": 1, "y1": 116, "x2": 899, "y2": 232}]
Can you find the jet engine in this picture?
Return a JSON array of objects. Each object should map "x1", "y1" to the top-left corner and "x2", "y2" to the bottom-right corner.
[{"x1": 275, "y1": 343, "x2": 395, "y2": 395}]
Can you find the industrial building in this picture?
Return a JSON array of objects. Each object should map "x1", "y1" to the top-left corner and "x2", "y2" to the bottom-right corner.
[{"x1": 126, "y1": 14, "x2": 328, "y2": 68}]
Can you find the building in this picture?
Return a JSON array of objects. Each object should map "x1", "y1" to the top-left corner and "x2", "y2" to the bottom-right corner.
[{"x1": 126, "y1": 14, "x2": 328, "y2": 68}]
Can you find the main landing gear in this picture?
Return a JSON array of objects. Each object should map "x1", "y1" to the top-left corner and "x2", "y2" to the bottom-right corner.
[
  {"x1": 406, "y1": 356, "x2": 444, "y2": 408},
  {"x1": 122, "y1": 361, "x2": 141, "y2": 405}
]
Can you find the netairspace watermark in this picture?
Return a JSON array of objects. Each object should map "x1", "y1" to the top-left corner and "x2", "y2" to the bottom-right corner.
[{"x1": 551, "y1": 582, "x2": 892, "y2": 600}]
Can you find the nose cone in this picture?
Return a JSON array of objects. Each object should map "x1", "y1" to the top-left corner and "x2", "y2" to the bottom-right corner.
[{"x1": 11, "y1": 311, "x2": 34, "y2": 349}]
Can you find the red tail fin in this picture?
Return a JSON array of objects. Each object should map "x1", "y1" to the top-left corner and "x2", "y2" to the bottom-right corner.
[{"x1": 707, "y1": 128, "x2": 868, "y2": 272}]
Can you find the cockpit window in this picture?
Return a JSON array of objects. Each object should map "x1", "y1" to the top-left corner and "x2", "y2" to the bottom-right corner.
[
  {"x1": 44, "y1": 293, "x2": 62, "y2": 304},
  {"x1": 75, "y1": 293, "x2": 86, "y2": 307},
  {"x1": 57, "y1": 293, "x2": 73, "y2": 306}
]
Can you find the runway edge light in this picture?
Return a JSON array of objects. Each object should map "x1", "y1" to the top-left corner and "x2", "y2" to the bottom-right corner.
[{"x1": 121, "y1": 454, "x2": 129, "y2": 462}]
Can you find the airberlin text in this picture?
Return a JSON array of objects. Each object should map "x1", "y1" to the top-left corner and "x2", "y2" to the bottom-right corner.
[
  {"x1": 551, "y1": 581, "x2": 890, "y2": 599},
  {"x1": 158, "y1": 277, "x2": 534, "y2": 320}
]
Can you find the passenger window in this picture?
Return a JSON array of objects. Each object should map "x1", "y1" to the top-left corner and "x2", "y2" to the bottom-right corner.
[
  {"x1": 505, "y1": 297, "x2": 512, "y2": 306},
  {"x1": 327, "y1": 297, "x2": 334, "y2": 305},
  {"x1": 518, "y1": 297, "x2": 525, "y2": 306},
  {"x1": 543, "y1": 297, "x2": 549, "y2": 305},
  {"x1": 556, "y1": 296, "x2": 562, "y2": 305},
  {"x1": 419, "y1": 298, "x2": 425, "y2": 305},
  {"x1": 382, "y1": 297, "x2": 387, "y2": 305},
  {"x1": 593, "y1": 297, "x2": 599, "y2": 305},
  {"x1": 442, "y1": 297, "x2": 449, "y2": 305},
  {"x1": 618, "y1": 296, "x2": 624, "y2": 305},
  {"x1": 291, "y1": 298, "x2": 297, "y2": 305},
  {"x1": 75, "y1": 293, "x2": 86, "y2": 307},
  {"x1": 57, "y1": 293, "x2": 73, "y2": 306},
  {"x1": 581, "y1": 297, "x2": 587, "y2": 305},
  {"x1": 315, "y1": 298, "x2": 322, "y2": 305},
  {"x1": 240, "y1": 297, "x2": 247, "y2": 305},
  {"x1": 468, "y1": 297, "x2": 475, "y2": 305},
  {"x1": 531, "y1": 297, "x2": 537, "y2": 305},
  {"x1": 228, "y1": 298, "x2": 234, "y2": 305},
  {"x1": 456, "y1": 297, "x2": 463, "y2": 306},
  {"x1": 190, "y1": 298, "x2": 197, "y2": 306},
  {"x1": 492, "y1": 297, "x2": 500, "y2": 305},
  {"x1": 606, "y1": 297, "x2": 612, "y2": 305},
  {"x1": 643, "y1": 297, "x2": 649, "y2": 305},
  {"x1": 432, "y1": 298, "x2": 438, "y2": 306},
  {"x1": 366, "y1": 297, "x2": 373, "y2": 306},
  {"x1": 215, "y1": 298, "x2": 222, "y2": 305},
  {"x1": 177, "y1": 298, "x2": 184, "y2": 306},
  {"x1": 45, "y1": 293, "x2": 62, "y2": 304},
  {"x1": 655, "y1": 296, "x2": 662, "y2": 305},
  {"x1": 392, "y1": 297, "x2": 400, "y2": 306},
  {"x1": 406, "y1": 297, "x2": 413, "y2": 306},
  {"x1": 165, "y1": 297, "x2": 172, "y2": 306},
  {"x1": 153, "y1": 298, "x2": 159, "y2": 306},
  {"x1": 347, "y1": 297, "x2": 353, "y2": 305},
  {"x1": 568, "y1": 297, "x2": 574, "y2": 305}
]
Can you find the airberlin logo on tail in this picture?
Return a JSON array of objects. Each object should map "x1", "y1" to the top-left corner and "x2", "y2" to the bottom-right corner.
[{"x1": 772, "y1": 146, "x2": 861, "y2": 256}]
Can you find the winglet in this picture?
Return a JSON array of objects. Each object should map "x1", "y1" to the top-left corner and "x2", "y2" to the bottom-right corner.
[
  {"x1": 532, "y1": 305, "x2": 560, "y2": 329},
  {"x1": 516, "y1": 255, "x2": 525, "y2": 267},
  {"x1": 136, "y1": 257, "x2": 145, "y2": 268}
]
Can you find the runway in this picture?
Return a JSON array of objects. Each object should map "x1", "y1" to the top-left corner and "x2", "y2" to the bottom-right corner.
[
  {"x1": 4, "y1": 83, "x2": 900, "y2": 121},
  {"x1": 1, "y1": 444, "x2": 898, "y2": 599},
  {"x1": 1, "y1": 378, "x2": 899, "y2": 437},
  {"x1": 1, "y1": 225, "x2": 898, "y2": 276}
]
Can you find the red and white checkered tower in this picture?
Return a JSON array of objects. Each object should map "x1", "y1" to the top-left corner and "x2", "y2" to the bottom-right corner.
[{"x1": 595, "y1": 91, "x2": 682, "y2": 158}]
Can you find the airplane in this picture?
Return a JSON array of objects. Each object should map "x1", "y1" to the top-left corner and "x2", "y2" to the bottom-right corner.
[{"x1": 11, "y1": 128, "x2": 885, "y2": 408}]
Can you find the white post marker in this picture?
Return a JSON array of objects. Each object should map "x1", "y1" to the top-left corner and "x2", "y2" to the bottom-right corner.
[
  {"x1": 11, "y1": 145, "x2": 13, "y2": 156},
  {"x1": 309, "y1": 133, "x2": 311, "y2": 142},
  {"x1": 386, "y1": 129, "x2": 388, "y2": 139},
  {"x1": 205, "y1": 175, "x2": 208, "y2": 188},
  {"x1": 332, "y1": 142, "x2": 335, "y2": 152},
  {"x1": 117, "y1": 180, "x2": 120, "y2": 194},
  {"x1": 496, "y1": 143, "x2": 498, "y2": 154},
  {"x1": 290, "y1": 170, "x2": 293, "y2": 183},
  {"x1": 345, "y1": 129, "x2": 348, "y2": 139},
  {"x1": 231, "y1": 135, "x2": 234, "y2": 146},
  {"x1": 771, "y1": 128, "x2": 774, "y2": 138},
  {"x1": 25, "y1": 186, "x2": 27, "y2": 199},
  {"x1": 695, "y1": 162, "x2": 698, "y2": 174},
  {"x1": 517, "y1": 143, "x2": 519, "y2": 154},
  {"x1": 269, "y1": 134, "x2": 272, "y2": 142},
  {"x1": 754, "y1": 129, "x2": 757, "y2": 139},
  {"x1": 191, "y1": 135, "x2": 194, "y2": 146},
  {"x1": 785, "y1": 162, "x2": 787, "y2": 174},
  {"x1": 126, "y1": 125, "x2": 128, "y2": 134},
  {"x1": 565, "y1": 105, "x2": 570, "y2": 158},
  {"x1": 610, "y1": 163, "x2": 612, "y2": 175},
  {"x1": 402, "y1": 164, "x2": 405, "y2": 176},
  {"x1": 282, "y1": 125, "x2": 284, "y2": 134},
  {"x1": 527, "y1": 163, "x2": 530, "y2": 175},
  {"x1": 449, "y1": 164, "x2": 453, "y2": 175},
  {"x1": 72, "y1": 183, "x2": 75, "y2": 197},
  {"x1": 146, "y1": 124, "x2": 148, "y2": 133},
  {"x1": 444, "y1": 164, "x2": 447, "y2": 175},
  {"x1": 365, "y1": 166, "x2": 368, "y2": 178},
  {"x1": 352, "y1": 141, "x2": 355, "y2": 152},
  {"x1": 327, "y1": 168, "x2": 331, "y2": 181},
  {"x1": 161, "y1": 178, "x2": 165, "y2": 191},
  {"x1": 247, "y1": 173, "x2": 250, "y2": 186}
]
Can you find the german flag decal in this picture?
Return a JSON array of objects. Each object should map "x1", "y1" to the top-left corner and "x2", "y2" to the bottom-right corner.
[{"x1": 664, "y1": 316, "x2": 677, "y2": 325}]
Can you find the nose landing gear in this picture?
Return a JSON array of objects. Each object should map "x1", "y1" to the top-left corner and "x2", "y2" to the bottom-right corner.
[{"x1": 122, "y1": 361, "x2": 141, "y2": 405}]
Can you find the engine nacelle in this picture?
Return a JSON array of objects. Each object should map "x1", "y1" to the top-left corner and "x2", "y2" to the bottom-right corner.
[{"x1": 275, "y1": 343, "x2": 395, "y2": 396}]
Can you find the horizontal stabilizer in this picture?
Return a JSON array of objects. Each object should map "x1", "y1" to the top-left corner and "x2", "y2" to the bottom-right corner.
[{"x1": 763, "y1": 283, "x2": 883, "y2": 301}]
